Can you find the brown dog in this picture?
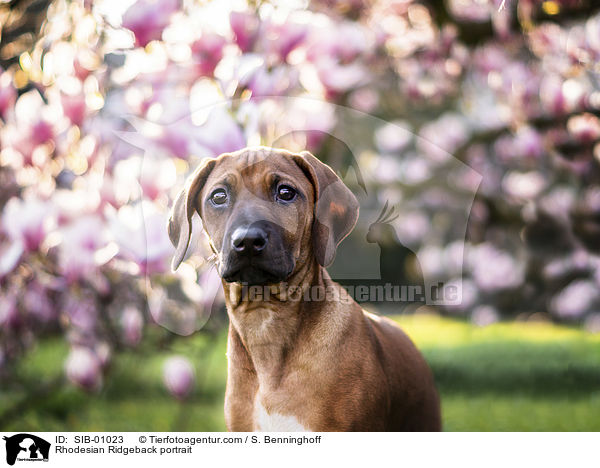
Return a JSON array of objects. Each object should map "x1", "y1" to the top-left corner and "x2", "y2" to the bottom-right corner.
[{"x1": 168, "y1": 147, "x2": 441, "y2": 431}]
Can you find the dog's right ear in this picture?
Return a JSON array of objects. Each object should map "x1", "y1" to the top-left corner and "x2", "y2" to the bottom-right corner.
[{"x1": 168, "y1": 157, "x2": 216, "y2": 271}]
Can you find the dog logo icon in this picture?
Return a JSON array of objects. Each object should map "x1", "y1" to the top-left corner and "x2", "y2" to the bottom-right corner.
[{"x1": 3, "y1": 434, "x2": 50, "y2": 465}]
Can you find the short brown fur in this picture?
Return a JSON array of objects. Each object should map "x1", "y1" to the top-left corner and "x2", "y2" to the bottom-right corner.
[{"x1": 168, "y1": 147, "x2": 441, "y2": 431}]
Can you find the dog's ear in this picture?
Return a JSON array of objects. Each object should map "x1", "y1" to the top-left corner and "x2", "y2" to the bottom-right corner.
[
  {"x1": 168, "y1": 157, "x2": 216, "y2": 271},
  {"x1": 292, "y1": 151, "x2": 359, "y2": 267}
]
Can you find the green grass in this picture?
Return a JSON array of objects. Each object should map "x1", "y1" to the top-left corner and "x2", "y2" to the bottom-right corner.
[
  {"x1": 2, "y1": 314, "x2": 600, "y2": 431},
  {"x1": 393, "y1": 314, "x2": 600, "y2": 431}
]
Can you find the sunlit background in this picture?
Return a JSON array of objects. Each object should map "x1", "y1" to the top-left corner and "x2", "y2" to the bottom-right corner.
[{"x1": 1, "y1": 0, "x2": 600, "y2": 431}]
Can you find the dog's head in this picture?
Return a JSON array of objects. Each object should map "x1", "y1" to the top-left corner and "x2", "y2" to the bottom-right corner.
[{"x1": 168, "y1": 147, "x2": 359, "y2": 286}]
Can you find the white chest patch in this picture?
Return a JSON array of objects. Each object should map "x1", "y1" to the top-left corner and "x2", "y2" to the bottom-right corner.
[{"x1": 255, "y1": 403, "x2": 311, "y2": 432}]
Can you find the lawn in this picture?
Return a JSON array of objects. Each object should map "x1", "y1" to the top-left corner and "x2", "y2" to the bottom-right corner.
[{"x1": 2, "y1": 314, "x2": 599, "y2": 431}]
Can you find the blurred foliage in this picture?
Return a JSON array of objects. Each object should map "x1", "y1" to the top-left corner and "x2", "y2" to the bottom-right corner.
[{"x1": 2, "y1": 314, "x2": 599, "y2": 431}]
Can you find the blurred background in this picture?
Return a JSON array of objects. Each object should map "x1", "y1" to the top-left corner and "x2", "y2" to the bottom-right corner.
[{"x1": 1, "y1": 0, "x2": 600, "y2": 431}]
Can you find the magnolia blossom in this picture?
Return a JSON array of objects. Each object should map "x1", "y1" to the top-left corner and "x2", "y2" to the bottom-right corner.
[
  {"x1": 110, "y1": 202, "x2": 173, "y2": 275},
  {"x1": 417, "y1": 113, "x2": 470, "y2": 163},
  {"x1": 191, "y1": 33, "x2": 227, "y2": 77},
  {"x1": 229, "y1": 10, "x2": 260, "y2": 53},
  {"x1": 442, "y1": 278, "x2": 478, "y2": 314},
  {"x1": 63, "y1": 293, "x2": 98, "y2": 334},
  {"x1": 0, "y1": 241, "x2": 24, "y2": 279},
  {"x1": 65, "y1": 347, "x2": 103, "y2": 391},
  {"x1": 468, "y1": 244, "x2": 525, "y2": 292},
  {"x1": 512, "y1": 126, "x2": 544, "y2": 159},
  {"x1": 306, "y1": 21, "x2": 373, "y2": 96},
  {"x1": 550, "y1": 280, "x2": 598, "y2": 319},
  {"x1": 471, "y1": 305, "x2": 499, "y2": 327},
  {"x1": 188, "y1": 107, "x2": 247, "y2": 157},
  {"x1": 374, "y1": 121, "x2": 413, "y2": 154},
  {"x1": 447, "y1": 0, "x2": 490, "y2": 22},
  {"x1": 60, "y1": 92, "x2": 87, "y2": 127},
  {"x1": 502, "y1": 171, "x2": 547, "y2": 200},
  {"x1": 114, "y1": 155, "x2": 177, "y2": 201},
  {"x1": 246, "y1": 64, "x2": 299, "y2": 97},
  {"x1": 0, "y1": 71, "x2": 16, "y2": 119},
  {"x1": 0, "y1": 290, "x2": 18, "y2": 328},
  {"x1": 22, "y1": 281, "x2": 55, "y2": 323},
  {"x1": 1, "y1": 196, "x2": 54, "y2": 251},
  {"x1": 567, "y1": 113, "x2": 600, "y2": 143},
  {"x1": 58, "y1": 216, "x2": 112, "y2": 281},
  {"x1": 120, "y1": 306, "x2": 144, "y2": 346},
  {"x1": 260, "y1": 17, "x2": 308, "y2": 62},
  {"x1": 122, "y1": 0, "x2": 180, "y2": 47},
  {"x1": 163, "y1": 356, "x2": 195, "y2": 399}
]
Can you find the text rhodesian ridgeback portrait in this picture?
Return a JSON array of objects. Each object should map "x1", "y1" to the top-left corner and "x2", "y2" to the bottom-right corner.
[{"x1": 168, "y1": 146, "x2": 441, "y2": 431}]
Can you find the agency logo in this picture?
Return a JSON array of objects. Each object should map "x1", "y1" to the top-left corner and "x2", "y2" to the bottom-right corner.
[{"x1": 3, "y1": 434, "x2": 50, "y2": 465}]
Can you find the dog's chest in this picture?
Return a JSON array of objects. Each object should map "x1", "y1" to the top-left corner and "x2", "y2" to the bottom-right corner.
[{"x1": 254, "y1": 402, "x2": 311, "y2": 432}]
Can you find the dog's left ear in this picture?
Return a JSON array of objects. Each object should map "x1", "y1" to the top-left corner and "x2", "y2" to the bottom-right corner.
[
  {"x1": 168, "y1": 157, "x2": 216, "y2": 271},
  {"x1": 292, "y1": 151, "x2": 359, "y2": 267}
]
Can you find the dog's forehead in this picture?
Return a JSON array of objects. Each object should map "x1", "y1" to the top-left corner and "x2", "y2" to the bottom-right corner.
[{"x1": 208, "y1": 148, "x2": 308, "y2": 186}]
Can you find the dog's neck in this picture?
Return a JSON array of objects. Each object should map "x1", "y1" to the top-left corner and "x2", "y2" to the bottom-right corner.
[{"x1": 222, "y1": 257, "x2": 326, "y2": 389}]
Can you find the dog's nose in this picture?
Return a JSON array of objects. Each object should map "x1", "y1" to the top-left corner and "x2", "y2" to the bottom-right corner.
[{"x1": 231, "y1": 226, "x2": 268, "y2": 254}]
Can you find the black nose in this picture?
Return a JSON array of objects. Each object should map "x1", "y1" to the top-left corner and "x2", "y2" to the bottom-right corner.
[{"x1": 231, "y1": 226, "x2": 268, "y2": 255}]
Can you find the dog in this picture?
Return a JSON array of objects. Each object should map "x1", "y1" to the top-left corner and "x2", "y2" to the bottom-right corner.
[{"x1": 168, "y1": 146, "x2": 441, "y2": 431}]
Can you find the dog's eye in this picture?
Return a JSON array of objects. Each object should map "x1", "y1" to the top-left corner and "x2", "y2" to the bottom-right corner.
[
  {"x1": 210, "y1": 189, "x2": 228, "y2": 206},
  {"x1": 277, "y1": 185, "x2": 297, "y2": 202}
]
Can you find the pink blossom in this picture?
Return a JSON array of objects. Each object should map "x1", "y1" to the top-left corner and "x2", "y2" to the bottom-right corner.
[
  {"x1": 246, "y1": 65, "x2": 298, "y2": 98},
  {"x1": 65, "y1": 347, "x2": 103, "y2": 391},
  {"x1": 198, "y1": 268, "x2": 225, "y2": 311},
  {"x1": 120, "y1": 306, "x2": 144, "y2": 346},
  {"x1": 188, "y1": 107, "x2": 246, "y2": 157},
  {"x1": 306, "y1": 21, "x2": 373, "y2": 96},
  {"x1": 230, "y1": 10, "x2": 260, "y2": 52},
  {"x1": 502, "y1": 171, "x2": 547, "y2": 200},
  {"x1": 114, "y1": 156, "x2": 176, "y2": 201},
  {"x1": 441, "y1": 278, "x2": 479, "y2": 313},
  {"x1": 374, "y1": 121, "x2": 413, "y2": 154},
  {"x1": 23, "y1": 282, "x2": 55, "y2": 323},
  {"x1": 348, "y1": 88, "x2": 379, "y2": 113},
  {"x1": 60, "y1": 92, "x2": 87, "y2": 127},
  {"x1": 307, "y1": 21, "x2": 370, "y2": 64},
  {"x1": 317, "y1": 60, "x2": 369, "y2": 96},
  {"x1": 468, "y1": 244, "x2": 524, "y2": 292},
  {"x1": 163, "y1": 356, "x2": 195, "y2": 399},
  {"x1": 1, "y1": 196, "x2": 53, "y2": 251},
  {"x1": 567, "y1": 113, "x2": 600, "y2": 143},
  {"x1": 63, "y1": 293, "x2": 98, "y2": 333},
  {"x1": 0, "y1": 71, "x2": 16, "y2": 119},
  {"x1": 122, "y1": 0, "x2": 180, "y2": 47},
  {"x1": 540, "y1": 75, "x2": 567, "y2": 115},
  {"x1": 447, "y1": 0, "x2": 490, "y2": 22},
  {"x1": 58, "y1": 216, "x2": 111, "y2": 282},
  {"x1": 191, "y1": 33, "x2": 227, "y2": 78},
  {"x1": 512, "y1": 126, "x2": 544, "y2": 159},
  {"x1": 471, "y1": 305, "x2": 499, "y2": 327},
  {"x1": 417, "y1": 113, "x2": 470, "y2": 163},
  {"x1": 261, "y1": 18, "x2": 308, "y2": 62},
  {"x1": 157, "y1": 126, "x2": 191, "y2": 160},
  {"x1": 73, "y1": 54, "x2": 94, "y2": 81},
  {"x1": 0, "y1": 289, "x2": 18, "y2": 328},
  {"x1": 110, "y1": 202, "x2": 173, "y2": 275},
  {"x1": 491, "y1": 1, "x2": 511, "y2": 39},
  {"x1": 31, "y1": 119, "x2": 54, "y2": 145},
  {"x1": 550, "y1": 280, "x2": 598, "y2": 319},
  {"x1": 0, "y1": 241, "x2": 24, "y2": 279}
]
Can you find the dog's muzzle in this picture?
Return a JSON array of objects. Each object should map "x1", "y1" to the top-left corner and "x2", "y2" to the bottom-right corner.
[{"x1": 220, "y1": 221, "x2": 294, "y2": 285}]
